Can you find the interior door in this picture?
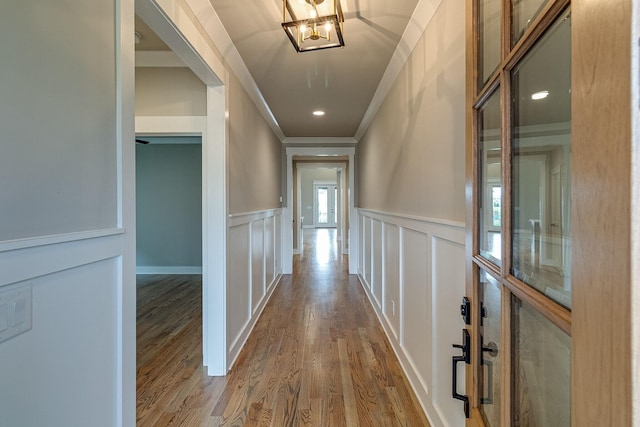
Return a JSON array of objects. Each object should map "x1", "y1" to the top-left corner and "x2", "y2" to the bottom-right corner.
[
  {"x1": 463, "y1": 1, "x2": 574, "y2": 425},
  {"x1": 314, "y1": 183, "x2": 337, "y2": 228}
]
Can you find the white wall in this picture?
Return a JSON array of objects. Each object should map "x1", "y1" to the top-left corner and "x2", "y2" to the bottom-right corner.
[
  {"x1": 227, "y1": 209, "x2": 282, "y2": 367},
  {"x1": 0, "y1": 0, "x2": 135, "y2": 425},
  {"x1": 358, "y1": 210, "x2": 466, "y2": 427}
]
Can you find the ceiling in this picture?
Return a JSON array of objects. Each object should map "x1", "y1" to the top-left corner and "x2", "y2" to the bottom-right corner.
[{"x1": 135, "y1": 0, "x2": 422, "y2": 138}]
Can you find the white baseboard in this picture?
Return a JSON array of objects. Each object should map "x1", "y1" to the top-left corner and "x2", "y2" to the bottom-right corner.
[
  {"x1": 302, "y1": 225, "x2": 315, "y2": 229},
  {"x1": 136, "y1": 266, "x2": 203, "y2": 274}
]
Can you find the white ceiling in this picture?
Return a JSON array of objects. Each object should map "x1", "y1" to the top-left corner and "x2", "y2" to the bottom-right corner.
[{"x1": 136, "y1": 0, "x2": 424, "y2": 138}]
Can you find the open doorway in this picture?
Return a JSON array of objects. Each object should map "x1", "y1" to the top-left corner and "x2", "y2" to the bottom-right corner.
[{"x1": 294, "y1": 162, "x2": 347, "y2": 258}]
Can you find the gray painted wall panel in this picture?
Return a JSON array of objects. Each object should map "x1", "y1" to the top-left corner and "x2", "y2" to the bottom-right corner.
[
  {"x1": 0, "y1": 0, "x2": 117, "y2": 241},
  {"x1": 136, "y1": 144, "x2": 202, "y2": 267}
]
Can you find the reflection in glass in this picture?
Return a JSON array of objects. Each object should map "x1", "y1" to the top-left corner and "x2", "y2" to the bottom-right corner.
[
  {"x1": 511, "y1": 12, "x2": 571, "y2": 309},
  {"x1": 512, "y1": 296, "x2": 570, "y2": 426},
  {"x1": 512, "y1": 0, "x2": 550, "y2": 45},
  {"x1": 479, "y1": 90, "x2": 501, "y2": 266},
  {"x1": 479, "y1": 270, "x2": 501, "y2": 426},
  {"x1": 478, "y1": 0, "x2": 501, "y2": 87}
]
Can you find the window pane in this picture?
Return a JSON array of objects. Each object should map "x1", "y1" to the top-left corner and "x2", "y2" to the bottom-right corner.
[
  {"x1": 478, "y1": 0, "x2": 501, "y2": 87},
  {"x1": 512, "y1": 0, "x2": 550, "y2": 45},
  {"x1": 512, "y1": 296, "x2": 570, "y2": 426},
  {"x1": 318, "y1": 188, "x2": 328, "y2": 224},
  {"x1": 479, "y1": 270, "x2": 501, "y2": 426},
  {"x1": 511, "y1": 12, "x2": 571, "y2": 309},
  {"x1": 479, "y1": 89, "x2": 502, "y2": 266}
]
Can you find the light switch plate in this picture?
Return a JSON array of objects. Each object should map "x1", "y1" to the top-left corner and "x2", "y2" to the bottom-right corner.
[{"x1": 0, "y1": 283, "x2": 32, "y2": 344}]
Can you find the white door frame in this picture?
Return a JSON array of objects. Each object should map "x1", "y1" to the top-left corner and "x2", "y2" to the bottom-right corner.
[
  {"x1": 283, "y1": 147, "x2": 357, "y2": 274},
  {"x1": 295, "y1": 164, "x2": 346, "y2": 255},
  {"x1": 313, "y1": 181, "x2": 338, "y2": 228},
  {"x1": 135, "y1": 0, "x2": 228, "y2": 376}
]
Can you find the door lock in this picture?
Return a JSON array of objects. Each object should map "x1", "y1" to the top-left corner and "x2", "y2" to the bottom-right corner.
[{"x1": 460, "y1": 297, "x2": 471, "y2": 325}]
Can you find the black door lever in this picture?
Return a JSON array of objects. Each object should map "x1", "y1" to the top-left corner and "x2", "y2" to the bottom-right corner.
[{"x1": 452, "y1": 329, "x2": 470, "y2": 418}]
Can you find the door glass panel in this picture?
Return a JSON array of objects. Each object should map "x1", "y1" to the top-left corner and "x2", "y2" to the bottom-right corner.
[
  {"x1": 511, "y1": 12, "x2": 571, "y2": 309},
  {"x1": 512, "y1": 296, "x2": 570, "y2": 426},
  {"x1": 512, "y1": 0, "x2": 550, "y2": 45},
  {"x1": 334, "y1": 187, "x2": 338, "y2": 224},
  {"x1": 317, "y1": 187, "x2": 328, "y2": 224},
  {"x1": 479, "y1": 270, "x2": 501, "y2": 426},
  {"x1": 479, "y1": 89, "x2": 502, "y2": 266},
  {"x1": 478, "y1": 0, "x2": 501, "y2": 87}
]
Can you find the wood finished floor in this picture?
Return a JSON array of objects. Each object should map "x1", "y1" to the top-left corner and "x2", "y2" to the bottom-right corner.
[{"x1": 137, "y1": 229, "x2": 430, "y2": 426}]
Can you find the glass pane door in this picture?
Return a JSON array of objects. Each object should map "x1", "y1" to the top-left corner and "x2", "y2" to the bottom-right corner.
[
  {"x1": 468, "y1": 1, "x2": 572, "y2": 426},
  {"x1": 314, "y1": 183, "x2": 337, "y2": 228}
]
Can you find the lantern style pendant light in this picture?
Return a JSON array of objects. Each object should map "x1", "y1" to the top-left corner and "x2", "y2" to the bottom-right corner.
[{"x1": 282, "y1": 0, "x2": 345, "y2": 53}]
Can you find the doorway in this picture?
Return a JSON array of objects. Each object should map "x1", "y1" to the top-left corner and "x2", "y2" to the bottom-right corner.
[{"x1": 313, "y1": 182, "x2": 338, "y2": 228}]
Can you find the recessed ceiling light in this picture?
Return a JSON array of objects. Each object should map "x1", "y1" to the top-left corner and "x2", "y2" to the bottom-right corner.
[
  {"x1": 531, "y1": 90, "x2": 549, "y2": 100},
  {"x1": 313, "y1": 110, "x2": 325, "y2": 116}
]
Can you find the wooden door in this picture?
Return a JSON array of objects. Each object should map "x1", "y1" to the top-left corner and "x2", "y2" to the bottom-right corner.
[{"x1": 464, "y1": 0, "x2": 633, "y2": 425}]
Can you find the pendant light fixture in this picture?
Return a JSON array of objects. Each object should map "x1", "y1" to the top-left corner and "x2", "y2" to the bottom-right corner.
[{"x1": 282, "y1": 0, "x2": 345, "y2": 53}]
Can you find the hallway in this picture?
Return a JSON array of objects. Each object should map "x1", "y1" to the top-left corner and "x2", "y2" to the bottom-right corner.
[{"x1": 137, "y1": 229, "x2": 430, "y2": 426}]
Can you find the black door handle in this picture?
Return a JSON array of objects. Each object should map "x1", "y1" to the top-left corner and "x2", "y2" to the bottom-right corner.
[{"x1": 452, "y1": 329, "x2": 470, "y2": 418}]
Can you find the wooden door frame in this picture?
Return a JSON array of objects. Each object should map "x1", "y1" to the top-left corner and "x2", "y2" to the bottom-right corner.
[{"x1": 466, "y1": 0, "x2": 635, "y2": 425}]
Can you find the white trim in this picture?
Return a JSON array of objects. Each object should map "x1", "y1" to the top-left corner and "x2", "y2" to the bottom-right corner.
[
  {"x1": 283, "y1": 137, "x2": 356, "y2": 145},
  {"x1": 354, "y1": 0, "x2": 442, "y2": 141},
  {"x1": 0, "y1": 228, "x2": 124, "y2": 253},
  {"x1": 358, "y1": 208, "x2": 466, "y2": 230},
  {"x1": 135, "y1": 51, "x2": 186, "y2": 67},
  {"x1": 136, "y1": 266, "x2": 203, "y2": 274},
  {"x1": 136, "y1": 0, "x2": 224, "y2": 86},
  {"x1": 203, "y1": 85, "x2": 227, "y2": 376},
  {"x1": 228, "y1": 208, "x2": 281, "y2": 225}
]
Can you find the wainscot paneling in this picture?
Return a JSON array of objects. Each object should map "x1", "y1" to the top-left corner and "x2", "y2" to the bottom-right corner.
[
  {"x1": 357, "y1": 209, "x2": 466, "y2": 427},
  {"x1": 227, "y1": 209, "x2": 282, "y2": 369}
]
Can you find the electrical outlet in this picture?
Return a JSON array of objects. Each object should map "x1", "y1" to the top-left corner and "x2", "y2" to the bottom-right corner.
[
  {"x1": 0, "y1": 283, "x2": 32, "y2": 344},
  {"x1": 391, "y1": 300, "x2": 395, "y2": 316}
]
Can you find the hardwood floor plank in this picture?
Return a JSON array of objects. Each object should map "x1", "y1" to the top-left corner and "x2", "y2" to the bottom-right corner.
[{"x1": 137, "y1": 230, "x2": 430, "y2": 426}]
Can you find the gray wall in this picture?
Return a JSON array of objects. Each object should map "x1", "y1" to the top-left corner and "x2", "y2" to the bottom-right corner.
[
  {"x1": 135, "y1": 67, "x2": 206, "y2": 116},
  {"x1": 0, "y1": 1, "x2": 118, "y2": 241},
  {"x1": 0, "y1": 1, "x2": 132, "y2": 425},
  {"x1": 228, "y1": 72, "x2": 282, "y2": 214},
  {"x1": 136, "y1": 143, "x2": 202, "y2": 268},
  {"x1": 357, "y1": 0, "x2": 466, "y2": 222}
]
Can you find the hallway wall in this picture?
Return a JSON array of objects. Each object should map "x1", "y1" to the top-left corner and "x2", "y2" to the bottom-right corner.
[
  {"x1": 228, "y1": 72, "x2": 282, "y2": 214},
  {"x1": 356, "y1": 1, "x2": 466, "y2": 426},
  {"x1": 0, "y1": 0, "x2": 135, "y2": 424},
  {"x1": 357, "y1": 0, "x2": 465, "y2": 223}
]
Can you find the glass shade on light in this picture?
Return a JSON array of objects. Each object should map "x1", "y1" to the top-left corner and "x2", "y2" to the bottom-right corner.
[{"x1": 282, "y1": 0, "x2": 345, "y2": 52}]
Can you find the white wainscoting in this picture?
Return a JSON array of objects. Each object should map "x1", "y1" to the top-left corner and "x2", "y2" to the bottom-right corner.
[
  {"x1": 227, "y1": 209, "x2": 282, "y2": 369},
  {"x1": 357, "y1": 209, "x2": 466, "y2": 427}
]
